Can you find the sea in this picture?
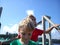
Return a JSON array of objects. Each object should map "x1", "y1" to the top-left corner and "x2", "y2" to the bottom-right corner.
[{"x1": 53, "y1": 44, "x2": 60, "y2": 45}]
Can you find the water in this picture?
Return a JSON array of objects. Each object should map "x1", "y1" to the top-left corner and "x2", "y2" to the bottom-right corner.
[{"x1": 53, "y1": 44, "x2": 60, "y2": 45}]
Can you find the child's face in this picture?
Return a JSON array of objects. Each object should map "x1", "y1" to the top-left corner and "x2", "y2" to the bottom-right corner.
[
  {"x1": 20, "y1": 29, "x2": 33, "y2": 43},
  {"x1": 30, "y1": 16, "x2": 37, "y2": 27}
]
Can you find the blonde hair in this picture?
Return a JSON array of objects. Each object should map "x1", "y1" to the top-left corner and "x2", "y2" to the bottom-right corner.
[
  {"x1": 27, "y1": 15, "x2": 36, "y2": 21},
  {"x1": 18, "y1": 18, "x2": 35, "y2": 32}
]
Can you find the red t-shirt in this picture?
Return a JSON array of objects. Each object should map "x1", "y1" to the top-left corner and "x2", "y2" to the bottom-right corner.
[
  {"x1": 18, "y1": 28, "x2": 44, "y2": 42},
  {"x1": 31, "y1": 28, "x2": 44, "y2": 42}
]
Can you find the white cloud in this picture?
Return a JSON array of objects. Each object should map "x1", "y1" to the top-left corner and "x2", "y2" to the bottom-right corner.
[
  {"x1": 51, "y1": 29, "x2": 60, "y2": 39},
  {"x1": 36, "y1": 24, "x2": 43, "y2": 30},
  {"x1": 26, "y1": 10, "x2": 34, "y2": 15},
  {"x1": 2, "y1": 24, "x2": 18, "y2": 34}
]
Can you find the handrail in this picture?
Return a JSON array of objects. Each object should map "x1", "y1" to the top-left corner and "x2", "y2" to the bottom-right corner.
[
  {"x1": 42, "y1": 15, "x2": 52, "y2": 45},
  {"x1": 42, "y1": 15, "x2": 60, "y2": 45},
  {"x1": 42, "y1": 16, "x2": 46, "y2": 45},
  {"x1": 43, "y1": 16, "x2": 60, "y2": 32}
]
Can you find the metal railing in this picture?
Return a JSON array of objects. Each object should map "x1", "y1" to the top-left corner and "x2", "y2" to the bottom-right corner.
[{"x1": 42, "y1": 15, "x2": 60, "y2": 45}]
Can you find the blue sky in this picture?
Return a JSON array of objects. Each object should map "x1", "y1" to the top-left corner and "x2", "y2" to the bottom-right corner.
[{"x1": 0, "y1": 0, "x2": 60, "y2": 39}]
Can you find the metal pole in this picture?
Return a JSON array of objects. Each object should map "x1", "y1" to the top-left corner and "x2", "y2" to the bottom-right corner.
[
  {"x1": 43, "y1": 16, "x2": 60, "y2": 32},
  {"x1": 43, "y1": 16, "x2": 54, "y2": 25},
  {"x1": 42, "y1": 16, "x2": 46, "y2": 45},
  {"x1": 48, "y1": 23, "x2": 52, "y2": 45},
  {"x1": 46, "y1": 16, "x2": 51, "y2": 45}
]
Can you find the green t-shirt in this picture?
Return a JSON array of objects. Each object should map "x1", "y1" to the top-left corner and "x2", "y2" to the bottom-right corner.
[{"x1": 10, "y1": 39, "x2": 36, "y2": 45}]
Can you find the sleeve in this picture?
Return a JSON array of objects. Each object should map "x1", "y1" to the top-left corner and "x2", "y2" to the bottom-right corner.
[
  {"x1": 31, "y1": 28, "x2": 44, "y2": 41},
  {"x1": 36, "y1": 28, "x2": 44, "y2": 35}
]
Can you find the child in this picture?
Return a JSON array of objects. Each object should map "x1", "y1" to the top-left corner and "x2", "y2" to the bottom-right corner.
[
  {"x1": 27, "y1": 15, "x2": 60, "y2": 42},
  {"x1": 10, "y1": 18, "x2": 36, "y2": 45}
]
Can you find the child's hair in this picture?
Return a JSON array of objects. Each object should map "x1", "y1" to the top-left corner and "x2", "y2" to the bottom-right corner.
[
  {"x1": 18, "y1": 18, "x2": 35, "y2": 32},
  {"x1": 27, "y1": 15, "x2": 36, "y2": 21},
  {"x1": 28, "y1": 15, "x2": 36, "y2": 20}
]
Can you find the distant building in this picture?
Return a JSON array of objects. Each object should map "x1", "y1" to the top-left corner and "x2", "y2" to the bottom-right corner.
[
  {"x1": 0, "y1": 22, "x2": 1, "y2": 28},
  {"x1": 0, "y1": 7, "x2": 3, "y2": 29},
  {"x1": 0, "y1": 7, "x2": 3, "y2": 17}
]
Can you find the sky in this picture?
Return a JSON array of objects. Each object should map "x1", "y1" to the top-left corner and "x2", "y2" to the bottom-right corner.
[{"x1": 0, "y1": 0, "x2": 60, "y2": 39}]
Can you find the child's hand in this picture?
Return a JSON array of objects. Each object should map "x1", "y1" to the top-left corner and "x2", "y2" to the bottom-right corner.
[
  {"x1": 53, "y1": 24, "x2": 60, "y2": 32},
  {"x1": 53, "y1": 24, "x2": 60, "y2": 28}
]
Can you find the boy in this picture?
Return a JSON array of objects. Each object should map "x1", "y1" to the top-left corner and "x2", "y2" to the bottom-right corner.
[{"x1": 10, "y1": 18, "x2": 36, "y2": 45}]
